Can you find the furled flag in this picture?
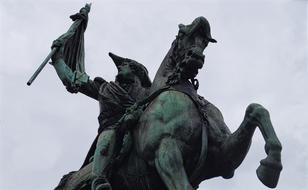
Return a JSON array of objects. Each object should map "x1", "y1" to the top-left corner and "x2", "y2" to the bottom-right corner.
[{"x1": 27, "y1": 3, "x2": 91, "y2": 86}]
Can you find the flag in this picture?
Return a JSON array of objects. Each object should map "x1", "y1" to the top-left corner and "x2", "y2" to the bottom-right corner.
[{"x1": 56, "y1": 3, "x2": 91, "y2": 74}]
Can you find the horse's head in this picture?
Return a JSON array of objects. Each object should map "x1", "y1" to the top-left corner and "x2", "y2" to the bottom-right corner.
[{"x1": 167, "y1": 17, "x2": 216, "y2": 88}]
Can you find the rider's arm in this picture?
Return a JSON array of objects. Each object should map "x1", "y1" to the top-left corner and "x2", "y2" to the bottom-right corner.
[
  {"x1": 50, "y1": 39, "x2": 107, "y2": 100},
  {"x1": 52, "y1": 58, "x2": 77, "y2": 88},
  {"x1": 52, "y1": 57, "x2": 104, "y2": 100}
]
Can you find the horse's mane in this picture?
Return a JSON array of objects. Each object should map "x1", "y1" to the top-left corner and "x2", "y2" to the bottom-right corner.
[{"x1": 150, "y1": 37, "x2": 182, "y2": 93}]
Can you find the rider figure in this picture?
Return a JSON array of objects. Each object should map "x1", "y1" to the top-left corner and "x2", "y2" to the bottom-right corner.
[{"x1": 51, "y1": 41, "x2": 151, "y2": 190}]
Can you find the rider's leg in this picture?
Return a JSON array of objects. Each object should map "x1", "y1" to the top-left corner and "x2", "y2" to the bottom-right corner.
[{"x1": 92, "y1": 129, "x2": 116, "y2": 190}]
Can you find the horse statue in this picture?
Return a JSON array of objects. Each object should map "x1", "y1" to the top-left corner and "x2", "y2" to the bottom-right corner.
[{"x1": 55, "y1": 17, "x2": 282, "y2": 190}]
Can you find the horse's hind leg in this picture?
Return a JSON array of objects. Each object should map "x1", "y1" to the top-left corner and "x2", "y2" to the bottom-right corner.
[{"x1": 154, "y1": 137, "x2": 194, "y2": 190}]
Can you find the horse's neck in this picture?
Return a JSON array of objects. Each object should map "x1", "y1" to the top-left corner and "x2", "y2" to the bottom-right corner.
[{"x1": 150, "y1": 41, "x2": 177, "y2": 93}]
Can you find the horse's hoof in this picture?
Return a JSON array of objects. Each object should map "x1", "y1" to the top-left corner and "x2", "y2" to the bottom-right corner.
[{"x1": 256, "y1": 157, "x2": 282, "y2": 188}]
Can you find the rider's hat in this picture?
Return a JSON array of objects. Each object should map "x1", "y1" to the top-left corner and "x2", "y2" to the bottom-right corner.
[{"x1": 109, "y1": 52, "x2": 152, "y2": 87}]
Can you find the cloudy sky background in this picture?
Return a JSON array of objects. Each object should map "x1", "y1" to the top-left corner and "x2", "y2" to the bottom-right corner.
[{"x1": 1, "y1": 0, "x2": 308, "y2": 189}]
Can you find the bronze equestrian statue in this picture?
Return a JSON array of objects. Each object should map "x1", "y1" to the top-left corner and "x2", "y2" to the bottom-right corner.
[{"x1": 29, "y1": 5, "x2": 283, "y2": 190}]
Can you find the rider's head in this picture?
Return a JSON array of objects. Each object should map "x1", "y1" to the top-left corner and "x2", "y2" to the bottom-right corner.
[{"x1": 109, "y1": 52, "x2": 151, "y2": 89}]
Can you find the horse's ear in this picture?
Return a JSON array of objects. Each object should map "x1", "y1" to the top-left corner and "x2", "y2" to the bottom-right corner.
[
  {"x1": 178, "y1": 24, "x2": 186, "y2": 38},
  {"x1": 178, "y1": 24, "x2": 185, "y2": 32}
]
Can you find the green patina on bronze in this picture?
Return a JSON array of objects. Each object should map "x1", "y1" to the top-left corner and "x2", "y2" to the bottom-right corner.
[{"x1": 31, "y1": 4, "x2": 283, "y2": 190}]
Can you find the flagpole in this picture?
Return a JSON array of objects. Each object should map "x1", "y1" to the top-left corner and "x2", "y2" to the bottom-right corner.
[{"x1": 27, "y1": 47, "x2": 57, "y2": 86}]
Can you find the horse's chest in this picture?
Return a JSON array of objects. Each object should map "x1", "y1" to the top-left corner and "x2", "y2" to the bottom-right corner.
[{"x1": 137, "y1": 91, "x2": 202, "y2": 158}]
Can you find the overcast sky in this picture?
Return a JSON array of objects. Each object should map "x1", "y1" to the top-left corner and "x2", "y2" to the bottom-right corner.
[{"x1": 1, "y1": 0, "x2": 308, "y2": 190}]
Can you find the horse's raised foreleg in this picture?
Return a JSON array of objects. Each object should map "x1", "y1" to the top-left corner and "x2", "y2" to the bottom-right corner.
[
  {"x1": 222, "y1": 103, "x2": 282, "y2": 188},
  {"x1": 155, "y1": 137, "x2": 194, "y2": 190},
  {"x1": 248, "y1": 103, "x2": 282, "y2": 188}
]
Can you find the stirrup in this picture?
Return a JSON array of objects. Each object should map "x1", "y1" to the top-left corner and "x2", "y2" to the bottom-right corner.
[{"x1": 91, "y1": 176, "x2": 112, "y2": 190}]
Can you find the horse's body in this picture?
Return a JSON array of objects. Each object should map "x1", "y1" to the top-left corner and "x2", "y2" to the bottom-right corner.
[{"x1": 56, "y1": 17, "x2": 282, "y2": 190}]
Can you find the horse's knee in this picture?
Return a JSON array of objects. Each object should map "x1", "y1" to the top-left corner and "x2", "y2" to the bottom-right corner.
[
  {"x1": 246, "y1": 103, "x2": 262, "y2": 115},
  {"x1": 245, "y1": 103, "x2": 270, "y2": 123}
]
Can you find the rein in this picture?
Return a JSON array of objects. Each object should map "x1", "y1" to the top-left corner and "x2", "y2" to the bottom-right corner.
[{"x1": 166, "y1": 38, "x2": 200, "y2": 90}]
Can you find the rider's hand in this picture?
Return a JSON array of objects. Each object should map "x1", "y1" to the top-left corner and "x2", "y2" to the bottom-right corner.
[
  {"x1": 50, "y1": 39, "x2": 64, "y2": 64},
  {"x1": 51, "y1": 39, "x2": 63, "y2": 49}
]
